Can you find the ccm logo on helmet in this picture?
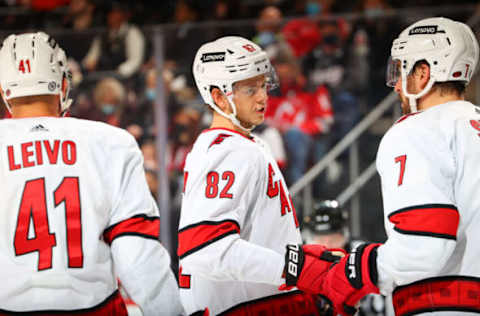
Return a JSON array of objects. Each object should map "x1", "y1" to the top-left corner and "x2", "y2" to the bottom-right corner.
[
  {"x1": 409, "y1": 25, "x2": 445, "y2": 35},
  {"x1": 287, "y1": 244, "x2": 300, "y2": 277},
  {"x1": 201, "y1": 52, "x2": 226, "y2": 63}
]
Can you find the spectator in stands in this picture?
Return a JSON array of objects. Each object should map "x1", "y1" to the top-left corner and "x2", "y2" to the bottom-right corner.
[
  {"x1": 92, "y1": 77, "x2": 126, "y2": 127},
  {"x1": 83, "y1": 1, "x2": 145, "y2": 78},
  {"x1": 62, "y1": 0, "x2": 97, "y2": 30},
  {"x1": 58, "y1": 0, "x2": 99, "y2": 63},
  {"x1": 141, "y1": 138, "x2": 157, "y2": 169},
  {"x1": 252, "y1": 6, "x2": 284, "y2": 54},
  {"x1": 145, "y1": 165, "x2": 159, "y2": 198},
  {"x1": 302, "y1": 20, "x2": 367, "y2": 144},
  {"x1": 253, "y1": 6, "x2": 314, "y2": 70},
  {"x1": 266, "y1": 53, "x2": 334, "y2": 187},
  {"x1": 167, "y1": 106, "x2": 201, "y2": 208},
  {"x1": 356, "y1": 0, "x2": 401, "y2": 106}
]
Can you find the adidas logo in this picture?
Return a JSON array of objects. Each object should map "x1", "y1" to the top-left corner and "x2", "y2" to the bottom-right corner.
[{"x1": 30, "y1": 124, "x2": 49, "y2": 132}]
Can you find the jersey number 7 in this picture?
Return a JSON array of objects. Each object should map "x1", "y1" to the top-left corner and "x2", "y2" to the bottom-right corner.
[
  {"x1": 14, "y1": 177, "x2": 83, "y2": 271},
  {"x1": 395, "y1": 155, "x2": 407, "y2": 186}
]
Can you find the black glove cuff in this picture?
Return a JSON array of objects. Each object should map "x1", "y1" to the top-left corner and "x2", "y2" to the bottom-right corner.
[{"x1": 284, "y1": 244, "x2": 305, "y2": 286}]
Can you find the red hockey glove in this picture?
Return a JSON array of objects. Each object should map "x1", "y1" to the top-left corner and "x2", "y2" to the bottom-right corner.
[
  {"x1": 282, "y1": 244, "x2": 344, "y2": 292},
  {"x1": 297, "y1": 244, "x2": 380, "y2": 315},
  {"x1": 321, "y1": 243, "x2": 381, "y2": 315},
  {"x1": 284, "y1": 243, "x2": 381, "y2": 316}
]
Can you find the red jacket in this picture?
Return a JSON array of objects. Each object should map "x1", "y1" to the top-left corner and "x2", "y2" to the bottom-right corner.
[{"x1": 266, "y1": 85, "x2": 333, "y2": 136}]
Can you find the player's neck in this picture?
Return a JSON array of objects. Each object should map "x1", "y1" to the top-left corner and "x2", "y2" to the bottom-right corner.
[
  {"x1": 417, "y1": 90, "x2": 464, "y2": 112},
  {"x1": 11, "y1": 102, "x2": 60, "y2": 118},
  {"x1": 210, "y1": 112, "x2": 251, "y2": 137}
]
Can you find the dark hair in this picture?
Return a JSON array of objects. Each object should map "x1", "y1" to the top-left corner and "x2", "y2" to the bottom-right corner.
[{"x1": 413, "y1": 60, "x2": 466, "y2": 96}]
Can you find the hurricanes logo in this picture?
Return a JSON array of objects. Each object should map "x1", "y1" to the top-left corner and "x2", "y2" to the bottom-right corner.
[{"x1": 209, "y1": 133, "x2": 232, "y2": 148}]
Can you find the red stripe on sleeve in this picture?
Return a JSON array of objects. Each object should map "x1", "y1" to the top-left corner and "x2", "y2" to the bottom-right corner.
[
  {"x1": 103, "y1": 215, "x2": 160, "y2": 245},
  {"x1": 178, "y1": 220, "x2": 240, "y2": 259},
  {"x1": 388, "y1": 205, "x2": 459, "y2": 239}
]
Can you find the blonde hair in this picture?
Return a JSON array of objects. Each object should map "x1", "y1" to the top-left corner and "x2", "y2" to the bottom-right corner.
[{"x1": 93, "y1": 77, "x2": 126, "y2": 105}]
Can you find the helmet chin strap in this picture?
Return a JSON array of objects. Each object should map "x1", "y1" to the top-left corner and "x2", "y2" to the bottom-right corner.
[
  {"x1": 402, "y1": 73, "x2": 436, "y2": 113},
  {"x1": 208, "y1": 92, "x2": 256, "y2": 133},
  {"x1": 225, "y1": 95, "x2": 255, "y2": 133}
]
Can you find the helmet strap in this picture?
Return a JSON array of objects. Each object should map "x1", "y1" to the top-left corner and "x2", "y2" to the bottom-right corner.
[
  {"x1": 208, "y1": 91, "x2": 255, "y2": 133},
  {"x1": 225, "y1": 94, "x2": 255, "y2": 133},
  {"x1": 1, "y1": 95, "x2": 12, "y2": 114},
  {"x1": 402, "y1": 71, "x2": 436, "y2": 113}
]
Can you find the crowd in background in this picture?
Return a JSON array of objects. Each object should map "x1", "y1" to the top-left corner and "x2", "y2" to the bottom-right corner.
[{"x1": 1, "y1": 0, "x2": 479, "y2": 243}]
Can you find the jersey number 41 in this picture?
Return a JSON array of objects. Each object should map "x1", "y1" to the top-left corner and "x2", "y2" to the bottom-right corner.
[{"x1": 14, "y1": 177, "x2": 83, "y2": 271}]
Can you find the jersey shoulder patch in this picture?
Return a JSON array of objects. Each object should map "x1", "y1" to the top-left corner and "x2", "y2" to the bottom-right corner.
[
  {"x1": 208, "y1": 133, "x2": 232, "y2": 148},
  {"x1": 395, "y1": 111, "x2": 423, "y2": 124}
]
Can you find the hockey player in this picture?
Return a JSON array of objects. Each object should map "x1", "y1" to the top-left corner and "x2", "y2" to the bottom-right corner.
[
  {"x1": 178, "y1": 36, "x2": 320, "y2": 315},
  {"x1": 284, "y1": 17, "x2": 480, "y2": 316},
  {"x1": 0, "y1": 32, "x2": 184, "y2": 315}
]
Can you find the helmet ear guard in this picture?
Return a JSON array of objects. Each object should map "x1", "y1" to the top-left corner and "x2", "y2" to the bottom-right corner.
[
  {"x1": 0, "y1": 32, "x2": 73, "y2": 114},
  {"x1": 387, "y1": 17, "x2": 479, "y2": 113}
]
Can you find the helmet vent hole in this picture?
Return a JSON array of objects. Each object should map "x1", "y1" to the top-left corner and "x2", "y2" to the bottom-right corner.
[
  {"x1": 446, "y1": 37, "x2": 451, "y2": 45},
  {"x1": 434, "y1": 61, "x2": 438, "y2": 65},
  {"x1": 257, "y1": 68, "x2": 260, "y2": 71}
]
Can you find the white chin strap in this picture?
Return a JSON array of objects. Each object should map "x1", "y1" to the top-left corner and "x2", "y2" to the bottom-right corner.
[
  {"x1": 209, "y1": 94, "x2": 255, "y2": 133},
  {"x1": 402, "y1": 74, "x2": 436, "y2": 113},
  {"x1": 2, "y1": 95, "x2": 12, "y2": 114}
]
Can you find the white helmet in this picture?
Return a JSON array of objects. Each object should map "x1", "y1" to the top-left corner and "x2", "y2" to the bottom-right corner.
[
  {"x1": 0, "y1": 32, "x2": 73, "y2": 114},
  {"x1": 386, "y1": 17, "x2": 479, "y2": 112},
  {"x1": 193, "y1": 36, "x2": 278, "y2": 132}
]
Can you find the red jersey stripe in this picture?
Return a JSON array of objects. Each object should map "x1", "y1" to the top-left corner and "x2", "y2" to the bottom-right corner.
[
  {"x1": 103, "y1": 215, "x2": 160, "y2": 245},
  {"x1": 0, "y1": 290, "x2": 127, "y2": 315},
  {"x1": 388, "y1": 204, "x2": 459, "y2": 239},
  {"x1": 178, "y1": 220, "x2": 240, "y2": 259},
  {"x1": 393, "y1": 276, "x2": 480, "y2": 316}
]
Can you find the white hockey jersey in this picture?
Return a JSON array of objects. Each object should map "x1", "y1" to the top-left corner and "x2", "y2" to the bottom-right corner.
[
  {"x1": 178, "y1": 128, "x2": 318, "y2": 315},
  {"x1": 0, "y1": 117, "x2": 183, "y2": 315},
  {"x1": 375, "y1": 101, "x2": 480, "y2": 315}
]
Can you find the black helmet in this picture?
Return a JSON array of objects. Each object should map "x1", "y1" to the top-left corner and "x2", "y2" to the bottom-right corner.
[{"x1": 303, "y1": 200, "x2": 347, "y2": 234}]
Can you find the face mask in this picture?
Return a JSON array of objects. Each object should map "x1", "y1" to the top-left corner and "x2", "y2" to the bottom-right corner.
[
  {"x1": 145, "y1": 89, "x2": 156, "y2": 101},
  {"x1": 101, "y1": 104, "x2": 115, "y2": 115},
  {"x1": 257, "y1": 32, "x2": 276, "y2": 47},
  {"x1": 306, "y1": 2, "x2": 321, "y2": 16}
]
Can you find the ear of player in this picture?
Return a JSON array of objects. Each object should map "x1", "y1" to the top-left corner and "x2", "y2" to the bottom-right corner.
[{"x1": 283, "y1": 243, "x2": 381, "y2": 316}]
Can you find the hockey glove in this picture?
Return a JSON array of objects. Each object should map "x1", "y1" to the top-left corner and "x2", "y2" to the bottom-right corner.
[
  {"x1": 290, "y1": 243, "x2": 381, "y2": 316},
  {"x1": 282, "y1": 244, "x2": 344, "y2": 292}
]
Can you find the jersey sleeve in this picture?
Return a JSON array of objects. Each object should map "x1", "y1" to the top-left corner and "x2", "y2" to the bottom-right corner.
[
  {"x1": 112, "y1": 237, "x2": 185, "y2": 316},
  {"x1": 103, "y1": 133, "x2": 184, "y2": 315},
  {"x1": 178, "y1": 148, "x2": 285, "y2": 286},
  {"x1": 375, "y1": 122, "x2": 458, "y2": 294}
]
